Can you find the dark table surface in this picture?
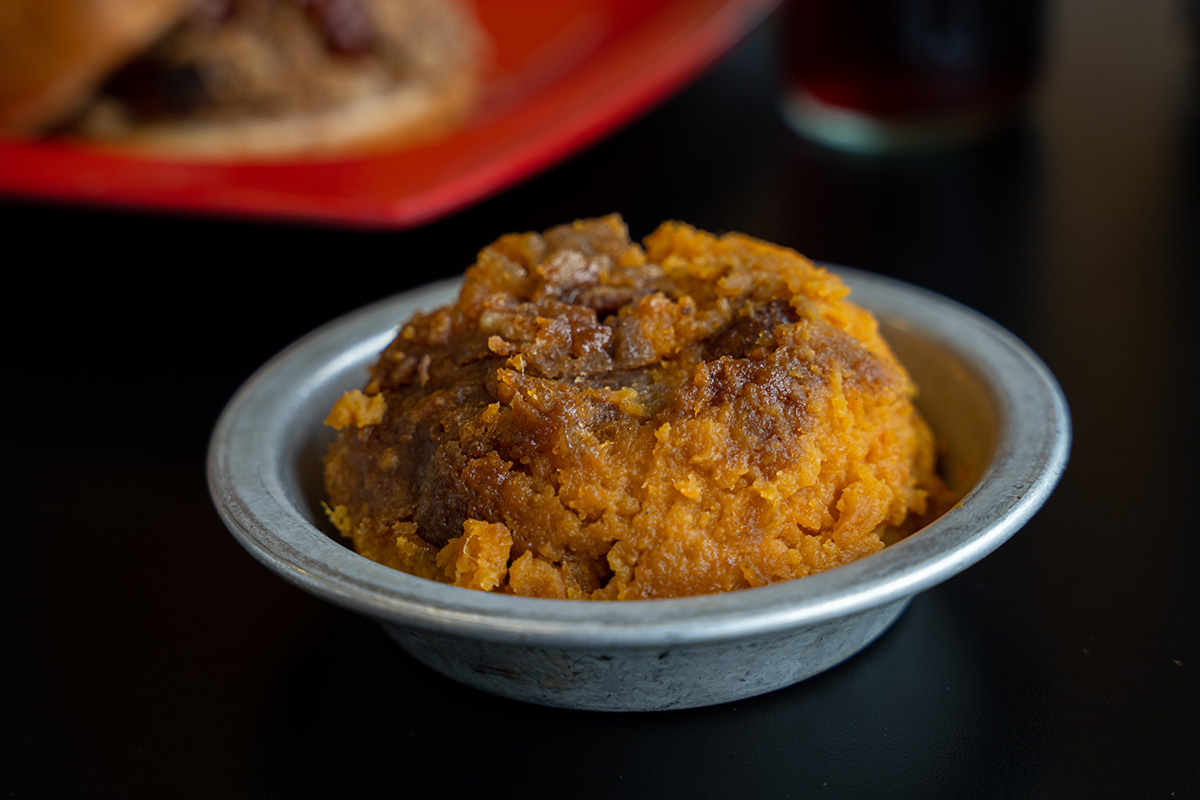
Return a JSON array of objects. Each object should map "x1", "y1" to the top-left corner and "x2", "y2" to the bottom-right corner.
[{"x1": 6, "y1": 1, "x2": 1198, "y2": 797}]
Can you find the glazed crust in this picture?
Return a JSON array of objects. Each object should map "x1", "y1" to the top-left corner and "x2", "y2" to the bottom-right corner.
[{"x1": 0, "y1": 0, "x2": 191, "y2": 132}]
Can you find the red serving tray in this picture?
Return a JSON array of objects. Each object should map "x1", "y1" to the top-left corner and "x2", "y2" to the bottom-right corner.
[{"x1": 0, "y1": 0, "x2": 778, "y2": 228}]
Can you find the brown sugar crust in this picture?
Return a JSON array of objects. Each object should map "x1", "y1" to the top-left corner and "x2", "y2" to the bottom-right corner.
[{"x1": 324, "y1": 216, "x2": 943, "y2": 600}]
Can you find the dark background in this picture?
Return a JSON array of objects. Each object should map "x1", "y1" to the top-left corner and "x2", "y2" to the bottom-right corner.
[{"x1": 5, "y1": 0, "x2": 1198, "y2": 796}]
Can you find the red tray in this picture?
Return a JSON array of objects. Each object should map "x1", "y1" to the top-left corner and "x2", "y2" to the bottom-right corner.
[{"x1": 0, "y1": 0, "x2": 778, "y2": 228}]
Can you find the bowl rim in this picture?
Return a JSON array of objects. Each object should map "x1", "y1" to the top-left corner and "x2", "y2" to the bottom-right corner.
[{"x1": 207, "y1": 268, "x2": 1070, "y2": 648}]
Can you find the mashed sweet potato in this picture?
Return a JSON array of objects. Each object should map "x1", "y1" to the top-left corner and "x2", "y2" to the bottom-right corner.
[{"x1": 324, "y1": 216, "x2": 943, "y2": 599}]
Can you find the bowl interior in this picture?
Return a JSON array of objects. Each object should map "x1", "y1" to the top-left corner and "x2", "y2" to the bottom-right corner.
[{"x1": 885, "y1": 321, "x2": 998, "y2": 503}]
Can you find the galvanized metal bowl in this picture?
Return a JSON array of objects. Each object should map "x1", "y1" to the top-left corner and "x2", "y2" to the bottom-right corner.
[{"x1": 207, "y1": 269, "x2": 1070, "y2": 712}]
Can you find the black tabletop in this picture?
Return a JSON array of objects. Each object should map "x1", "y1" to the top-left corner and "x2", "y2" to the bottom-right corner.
[{"x1": 7, "y1": 2, "x2": 1199, "y2": 797}]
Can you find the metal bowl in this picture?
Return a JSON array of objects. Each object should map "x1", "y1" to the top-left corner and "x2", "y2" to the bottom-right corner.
[{"x1": 207, "y1": 269, "x2": 1070, "y2": 712}]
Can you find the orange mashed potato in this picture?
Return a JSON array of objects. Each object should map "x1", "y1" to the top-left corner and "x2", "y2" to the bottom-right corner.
[{"x1": 324, "y1": 216, "x2": 943, "y2": 599}]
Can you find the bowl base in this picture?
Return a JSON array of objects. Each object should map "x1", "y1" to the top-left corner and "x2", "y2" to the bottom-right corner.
[{"x1": 380, "y1": 596, "x2": 913, "y2": 712}]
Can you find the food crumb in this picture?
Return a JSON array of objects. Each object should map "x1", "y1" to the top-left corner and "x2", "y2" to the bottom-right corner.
[{"x1": 324, "y1": 389, "x2": 385, "y2": 430}]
